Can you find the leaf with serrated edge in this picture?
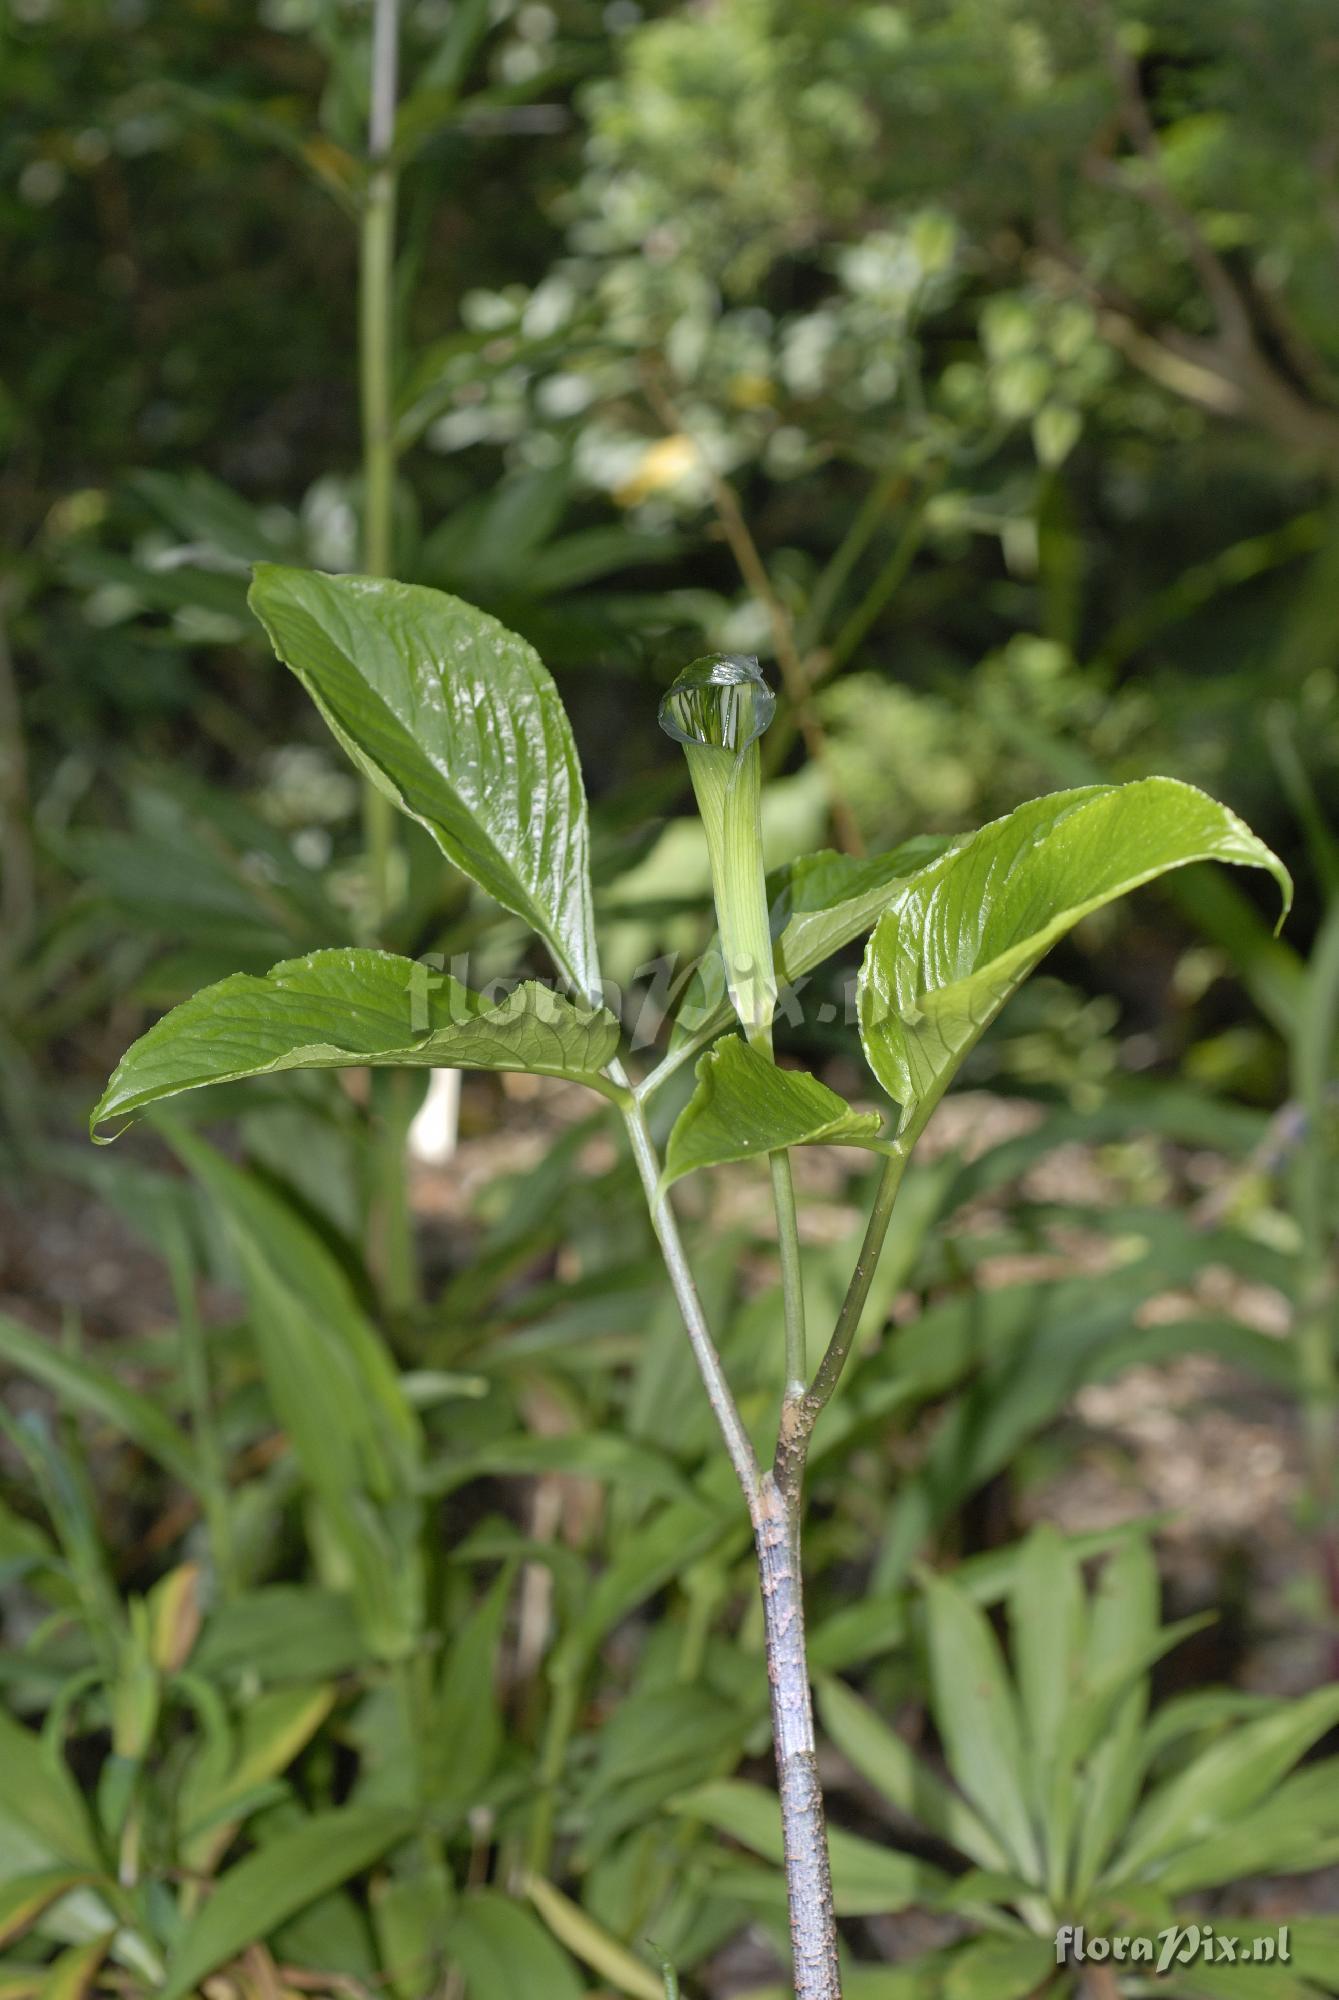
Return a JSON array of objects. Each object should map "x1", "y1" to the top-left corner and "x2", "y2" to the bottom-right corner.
[
  {"x1": 663, "y1": 1035, "x2": 884, "y2": 1190},
  {"x1": 91, "y1": 948, "x2": 621, "y2": 1137},
  {"x1": 859, "y1": 780, "x2": 1290, "y2": 1140},
  {"x1": 248, "y1": 566, "x2": 601, "y2": 998}
]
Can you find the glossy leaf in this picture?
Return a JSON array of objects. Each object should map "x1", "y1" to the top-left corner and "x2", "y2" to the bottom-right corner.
[
  {"x1": 92, "y1": 948, "x2": 620, "y2": 1137},
  {"x1": 249, "y1": 566, "x2": 601, "y2": 997},
  {"x1": 859, "y1": 781, "x2": 1291, "y2": 1138},
  {"x1": 447, "y1": 1893, "x2": 584, "y2": 2000},
  {"x1": 160, "y1": 1809, "x2": 412, "y2": 2000},
  {"x1": 663, "y1": 1035, "x2": 884, "y2": 1189}
]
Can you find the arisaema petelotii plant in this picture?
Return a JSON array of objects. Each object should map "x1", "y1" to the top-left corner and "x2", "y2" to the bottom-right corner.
[{"x1": 92, "y1": 564, "x2": 1290, "y2": 2000}]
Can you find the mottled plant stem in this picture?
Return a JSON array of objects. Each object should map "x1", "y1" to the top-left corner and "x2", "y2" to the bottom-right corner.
[
  {"x1": 614, "y1": 1066, "x2": 842, "y2": 1998},
  {"x1": 614, "y1": 1072, "x2": 762, "y2": 1502},
  {"x1": 756, "y1": 1475, "x2": 841, "y2": 2000}
]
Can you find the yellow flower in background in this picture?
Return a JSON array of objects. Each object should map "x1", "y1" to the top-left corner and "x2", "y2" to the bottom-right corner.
[
  {"x1": 615, "y1": 432, "x2": 700, "y2": 506},
  {"x1": 727, "y1": 371, "x2": 775, "y2": 409}
]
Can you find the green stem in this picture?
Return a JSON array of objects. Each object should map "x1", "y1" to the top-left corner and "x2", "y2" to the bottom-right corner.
[
  {"x1": 359, "y1": 9, "x2": 399, "y2": 921},
  {"x1": 824, "y1": 476, "x2": 938, "y2": 680},
  {"x1": 525, "y1": 1670, "x2": 579, "y2": 1878},
  {"x1": 1291, "y1": 903, "x2": 1339, "y2": 1563},
  {"x1": 613, "y1": 1067, "x2": 762, "y2": 1505},
  {"x1": 163, "y1": 1224, "x2": 236, "y2": 1597},
  {"x1": 774, "y1": 1144, "x2": 909, "y2": 1507},
  {"x1": 769, "y1": 1148, "x2": 807, "y2": 1396},
  {"x1": 747, "y1": 1019, "x2": 808, "y2": 1410},
  {"x1": 795, "y1": 463, "x2": 905, "y2": 657},
  {"x1": 358, "y1": 0, "x2": 419, "y2": 1314}
]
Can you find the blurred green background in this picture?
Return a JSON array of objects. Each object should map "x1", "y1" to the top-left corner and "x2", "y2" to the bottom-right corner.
[{"x1": 4, "y1": 3, "x2": 1339, "y2": 1996}]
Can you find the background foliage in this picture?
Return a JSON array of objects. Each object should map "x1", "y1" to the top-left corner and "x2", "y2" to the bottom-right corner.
[{"x1": 4, "y1": 0, "x2": 1339, "y2": 1994}]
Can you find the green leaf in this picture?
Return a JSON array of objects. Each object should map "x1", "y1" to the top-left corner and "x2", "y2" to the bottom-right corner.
[
  {"x1": 1158, "y1": 1960, "x2": 1317, "y2": 2000},
  {"x1": 942, "y1": 1935, "x2": 1058, "y2": 2000},
  {"x1": 429, "y1": 1570, "x2": 511, "y2": 1821},
  {"x1": 0, "y1": 1713, "x2": 101, "y2": 1870},
  {"x1": 920, "y1": 1570, "x2": 1042, "y2": 1881},
  {"x1": 662, "y1": 1036, "x2": 884, "y2": 1189},
  {"x1": 1009, "y1": 1524, "x2": 1083, "y2": 1778},
  {"x1": 37, "y1": 1933, "x2": 114, "y2": 2000},
  {"x1": 92, "y1": 949, "x2": 621, "y2": 1137},
  {"x1": 0, "y1": 1874, "x2": 103, "y2": 1952},
  {"x1": 160, "y1": 1808, "x2": 412, "y2": 2000},
  {"x1": 859, "y1": 781, "x2": 1291, "y2": 1139},
  {"x1": 669, "y1": 1780, "x2": 946, "y2": 1914},
  {"x1": 249, "y1": 566, "x2": 601, "y2": 997},
  {"x1": 1079, "y1": 1536, "x2": 1167, "y2": 1896},
  {"x1": 370, "y1": 1864, "x2": 455, "y2": 2000},
  {"x1": 1111, "y1": 1685, "x2": 1339, "y2": 1882},
  {"x1": 0, "y1": 1313, "x2": 200, "y2": 1492},
  {"x1": 425, "y1": 1433, "x2": 693, "y2": 1504},
  {"x1": 1008, "y1": 1522, "x2": 1085, "y2": 1886},
  {"x1": 180, "y1": 1685, "x2": 338, "y2": 1870},
  {"x1": 816, "y1": 1678, "x2": 1008, "y2": 1872},
  {"x1": 1143, "y1": 1756, "x2": 1339, "y2": 1893},
  {"x1": 169, "y1": 1132, "x2": 422, "y2": 1657},
  {"x1": 193, "y1": 1587, "x2": 371, "y2": 1683},
  {"x1": 447, "y1": 1893, "x2": 584, "y2": 2000},
  {"x1": 774, "y1": 838, "x2": 959, "y2": 985},
  {"x1": 525, "y1": 1876, "x2": 663, "y2": 2000}
]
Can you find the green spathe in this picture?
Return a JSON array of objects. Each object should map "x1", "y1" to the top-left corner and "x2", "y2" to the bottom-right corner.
[{"x1": 659, "y1": 654, "x2": 777, "y2": 1046}]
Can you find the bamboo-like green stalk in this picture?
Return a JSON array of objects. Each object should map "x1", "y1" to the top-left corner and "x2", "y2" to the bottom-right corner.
[{"x1": 359, "y1": 0, "x2": 419, "y2": 1315}]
